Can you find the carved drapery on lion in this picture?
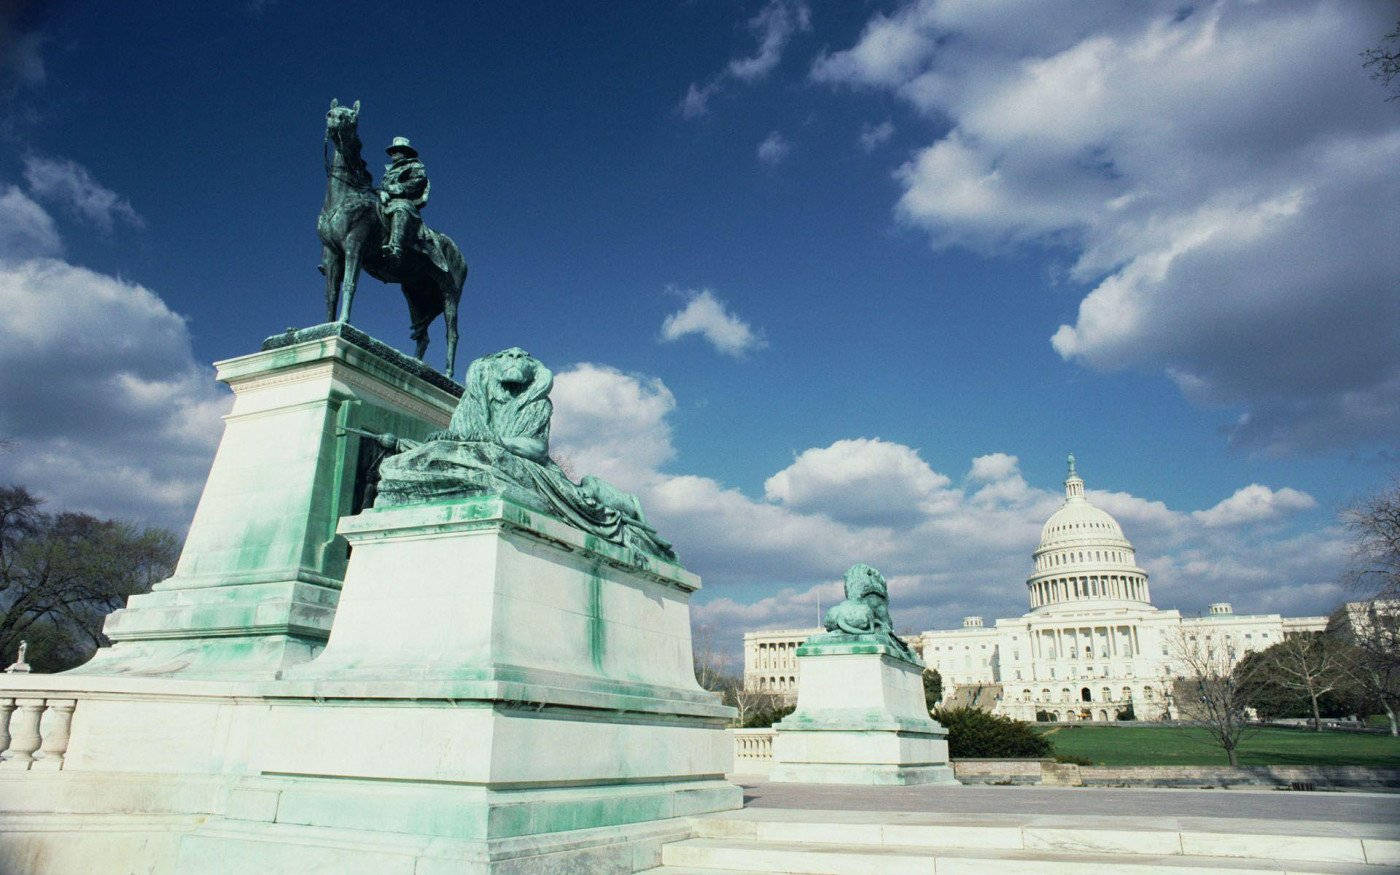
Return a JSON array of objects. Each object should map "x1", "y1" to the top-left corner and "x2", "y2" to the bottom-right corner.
[
  {"x1": 375, "y1": 347, "x2": 676, "y2": 562},
  {"x1": 819, "y1": 563, "x2": 917, "y2": 660}
]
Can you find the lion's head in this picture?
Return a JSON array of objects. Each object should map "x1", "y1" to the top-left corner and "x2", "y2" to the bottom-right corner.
[
  {"x1": 843, "y1": 563, "x2": 888, "y2": 603},
  {"x1": 450, "y1": 347, "x2": 554, "y2": 450}
]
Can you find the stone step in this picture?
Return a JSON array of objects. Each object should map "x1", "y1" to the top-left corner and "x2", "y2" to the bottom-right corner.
[
  {"x1": 687, "y1": 810, "x2": 1397, "y2": 867},
  {"x1": 656, "y1": 837, "x2": 1383, "y2": 874}
]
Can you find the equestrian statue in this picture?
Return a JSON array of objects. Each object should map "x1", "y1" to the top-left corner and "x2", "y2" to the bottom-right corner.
[{"x1": 317, "y1": 98, "x2": 468, "y2": 377}]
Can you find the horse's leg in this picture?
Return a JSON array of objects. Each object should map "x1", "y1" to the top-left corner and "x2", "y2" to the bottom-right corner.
[
  {"x1": 337, "y1": 231, "x2": 367, "y2": 323},
  {"x1": 402, "y1": 281, "x2": 432, "y2": 361},
  {"x1": 322, "y1": 244, "x2": 341, "y2": 323},
  {"x1": 443, "y1": 289, "x2": 459, "y2": 378}
]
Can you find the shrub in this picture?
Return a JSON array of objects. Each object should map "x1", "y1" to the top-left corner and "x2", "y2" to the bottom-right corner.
[
  {"x1": 922, "y1": 668, "x2": 943, "y2": 707},
  {"x1": 1116, "y1": 703, "x2": 1135, "y2": 721},
  {"x1": 739, "y1": 701, "x2": 795, "y2": 728},
  {"x1": 933, "y1": 706, "x2": 1053, "y2": 758},
  {"x1": 1035, "y1": 709, "x2": 1057, "y2": 722}
]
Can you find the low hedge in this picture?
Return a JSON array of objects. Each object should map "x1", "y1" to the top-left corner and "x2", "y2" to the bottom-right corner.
[{"x1": 933, "y1": 706, "x2": 1053, "y2": 759}]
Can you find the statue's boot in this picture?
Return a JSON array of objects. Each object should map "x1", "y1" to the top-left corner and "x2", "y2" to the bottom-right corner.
[{"x1": 382, "y1": 213, "x2": 406, "y2": 261}]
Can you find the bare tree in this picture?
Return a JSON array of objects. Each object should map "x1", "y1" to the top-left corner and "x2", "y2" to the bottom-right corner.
[
  {"x1": 1362, "y1": 18, "x2": 1400, "y2": 101},
  {"x1": 1334, "y1": 483, "x2": 1400, "y2": 734},
  {"x1": 1344, "y1": 480, "x2": 1400, "y2": 600},
  {"x1": 1265, "y1": 633, "x2": 1339, "y2": 731},
  {"x1": 731, "y1": 686, "x2": 782, "y2": 727},
  {"x1": 1331, "y1": 603, "x2": 1400, "y2": 736},
  {"x1": 1167, "y1": 628, "x2": 1261, "y2": 767},
  {"x1": 691, "y1": 621, "x2": 734, "y2": 693}
]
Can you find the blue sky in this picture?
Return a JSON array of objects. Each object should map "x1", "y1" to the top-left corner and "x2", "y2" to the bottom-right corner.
[{"x1": 1, "y1": 1, "x2": 1396, "y2": 663}]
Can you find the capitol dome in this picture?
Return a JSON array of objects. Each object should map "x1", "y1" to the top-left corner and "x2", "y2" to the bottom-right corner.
[{"x1": 1026, "y1": 455, "x2": 1152, "y2": 612}]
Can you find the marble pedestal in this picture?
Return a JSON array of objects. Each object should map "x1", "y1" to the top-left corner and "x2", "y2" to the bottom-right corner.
[
  {"x1": 0, "y1": 499, "x2": 739, "y2": 872},
  {"x1": 770, "y1": 637, "x2": 957, "y2": 785},
  {"x1": 76, "y1": 323, "x2": 459, "y2": 678}
]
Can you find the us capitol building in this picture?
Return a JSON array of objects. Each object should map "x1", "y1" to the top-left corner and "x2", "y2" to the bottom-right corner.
[{"x1": 743, "y1": 456, "x2": 1326, "y2": 722}]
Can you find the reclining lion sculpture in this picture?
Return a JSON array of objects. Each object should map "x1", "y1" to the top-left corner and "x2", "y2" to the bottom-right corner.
[{"x1": 374, "y1": 347, "x2": 676, "y2": 562}]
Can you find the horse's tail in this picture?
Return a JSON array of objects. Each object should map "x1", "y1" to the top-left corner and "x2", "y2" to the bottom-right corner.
[{"x1": 436, "y1": 231, "x2": 468, "y2": 299}]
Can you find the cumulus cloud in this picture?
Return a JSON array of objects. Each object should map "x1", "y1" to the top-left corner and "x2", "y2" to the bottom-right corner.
[
  {"x1": 859, "y1": 119, "x2": 895, "y2": 152},
  {"x1": 765, "y1": 438, "x2": 955, "y2": 525},
  {"x1": 0, "y1": 186, "x2": 61, "y2": 258},
  {"x1": 756, "y1": 130, "x2": 791, "y2": 164},
  {"x1": 815, "y1": 1, "x2": 1400, "y2": 453},
  {"x1": 551, "y1": 362, "x2": 676, "y2": 488},
  {"x1": 0, "y1": 258, "x2": 229, "y2": 528},
  {"x1": 549, "y1": 364, "x2": 1345, "y2": 659},
  {"x1": 679, "y1": 0, "x2": 811, "y2": 117},
  {"x1": 660, "y1": 288, "x2": 766, "y2": 357},
  {"x1": 23, "y1": 156, "x2": 144, "y2": 232},
  {"x1": 968, "y1": 452, "x2": 1018, "y2": 482},
  {"x1": 1192, "y1": 484, "x2": 1317, "y2": 528}
]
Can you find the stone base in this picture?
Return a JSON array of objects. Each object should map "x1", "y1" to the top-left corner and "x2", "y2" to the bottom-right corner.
[
  {"x1": 70, "y1": 325, "x2": 459, "y2": 680},
  {"x1": 770, "y1": 639, "x2": 956, "y2": 786},
  {"x1": 0, "y1": 770, "x2": 731, "y2": 874},
  {"x1": 0, "y1": 499, "x2": 741, "y2": 871}
]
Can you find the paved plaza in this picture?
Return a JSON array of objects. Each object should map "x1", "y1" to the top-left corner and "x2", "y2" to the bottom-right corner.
[{"x1": 740, "y1": 781, "x2": 1400, "y2": 825}]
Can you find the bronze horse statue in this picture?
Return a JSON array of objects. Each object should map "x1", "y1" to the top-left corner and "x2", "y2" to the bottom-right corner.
[{"x1": 317, "y1": 99, "x2": 467, "y2": 376}]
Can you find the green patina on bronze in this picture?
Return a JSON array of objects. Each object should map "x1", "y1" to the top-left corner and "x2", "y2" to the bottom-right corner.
[
  {"x1": 373, "y1": 348, "x2": 677, "y2": 562},
  {"x1": 317, "y1": 99, "x2": 468, "y2": 377},
  {"x1": 802, "y1": 563, "x2": 921, "y2": 667},
  {"x1": 587, "y1": 562, "x2": 605, "y2": 671}
]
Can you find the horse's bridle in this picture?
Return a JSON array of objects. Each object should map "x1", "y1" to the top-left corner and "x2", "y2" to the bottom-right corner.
[{"x1": 323, "y1": 125, "x2": 372, "y2": 191}]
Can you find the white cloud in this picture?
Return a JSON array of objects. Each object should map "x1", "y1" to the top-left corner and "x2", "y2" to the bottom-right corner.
[
  {"x1": 765, "y1": 438, "x2": 954, "y2": 525},
  {"x1": 660, "y1": 288, "x2": 766, "y2": 357},
  {"x1": 756, "y1": 130, "x2": 791, "y2": 164},
  {"x1": 1191, "y1": 484, "x2": 1317, "y2": 528},
  {"x1": 548, "y1": 364, "x2": 1344, "y2": 660},
  {"x1": 728, "y1": 0, "x2": 811, "y2": 82},
  {"x1": 815, "y1": 1, "x2": 1400, "y2": 453},
  {"x1": 679, "y1": 82, "x2": 718, "y2": 120},
  {"x1": 859, "y1": 119, "x2": 895, "y2": 152},
  {"x1": 0, "y1": 258, "x2": 229, "y2": 528},
  {"x1": 968, "y1": 452, "x2": 1018, "y2": 482},
  {"x1": 551, "y1": 362, "x2": 675, "y2": 489},
  {"x1": 0, "y1": 186, "x2": 61, "y2": 258},
  {"x1": 23, "y1": 156, "x2": 144, "y2": 232},
  {"x1": 679, "y1": 0, "x2": 811, "y2": 117}
]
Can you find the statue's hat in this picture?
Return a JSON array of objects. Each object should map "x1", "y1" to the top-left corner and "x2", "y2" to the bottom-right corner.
[{"x1": 386, "y1": 136, "x2": 418, "y2": 159}]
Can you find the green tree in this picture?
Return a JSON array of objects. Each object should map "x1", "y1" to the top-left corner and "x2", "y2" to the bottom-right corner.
[
  {"x1": 922, "y1": 667, "x2": 943, "y2": 709},
  {"x1": 0, "y1": 486, "x2": 178, "y2": 672}
]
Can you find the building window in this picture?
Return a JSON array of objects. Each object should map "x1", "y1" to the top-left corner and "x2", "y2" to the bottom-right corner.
[{"x1": 1080, "y1": 687, "x2": 1092, "y2": 702}]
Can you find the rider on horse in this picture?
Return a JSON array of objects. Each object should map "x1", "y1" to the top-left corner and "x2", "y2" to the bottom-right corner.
[{"x1": 380, "y1": 136, "x2": 429, "y2": 263}]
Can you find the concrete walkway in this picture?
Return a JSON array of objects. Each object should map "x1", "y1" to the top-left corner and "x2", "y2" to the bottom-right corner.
[{"x1": 737, "y1": 779, "x2": 1400, "y2": 826}]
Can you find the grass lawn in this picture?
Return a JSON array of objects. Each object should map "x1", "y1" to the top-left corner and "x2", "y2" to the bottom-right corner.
[{"x1": 1037, "y1": 724, "x2": 1400, "y2": 767}]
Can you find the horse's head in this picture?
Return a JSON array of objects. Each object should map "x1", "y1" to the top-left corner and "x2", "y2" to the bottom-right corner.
[{"x1": 325, "y1": 97, "x2": 361, "y2": 144}]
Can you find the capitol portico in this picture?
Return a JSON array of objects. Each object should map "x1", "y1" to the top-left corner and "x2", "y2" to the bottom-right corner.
[{"x1": 745, "y1": 456, "x2": 1327, "y2": 722}]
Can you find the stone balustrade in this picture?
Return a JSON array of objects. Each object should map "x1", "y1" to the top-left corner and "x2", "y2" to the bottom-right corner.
[
  {"x1": 731, "y1": 727, "x2": 775, "y2": 775},
  {"x1": 0, "y1": 695, "x2": 77, "y2": 771}
]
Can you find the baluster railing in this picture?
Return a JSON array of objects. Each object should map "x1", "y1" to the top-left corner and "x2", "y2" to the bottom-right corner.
[{"x1": 0, "y1": 696, "x2": 78, "y2": 771}]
